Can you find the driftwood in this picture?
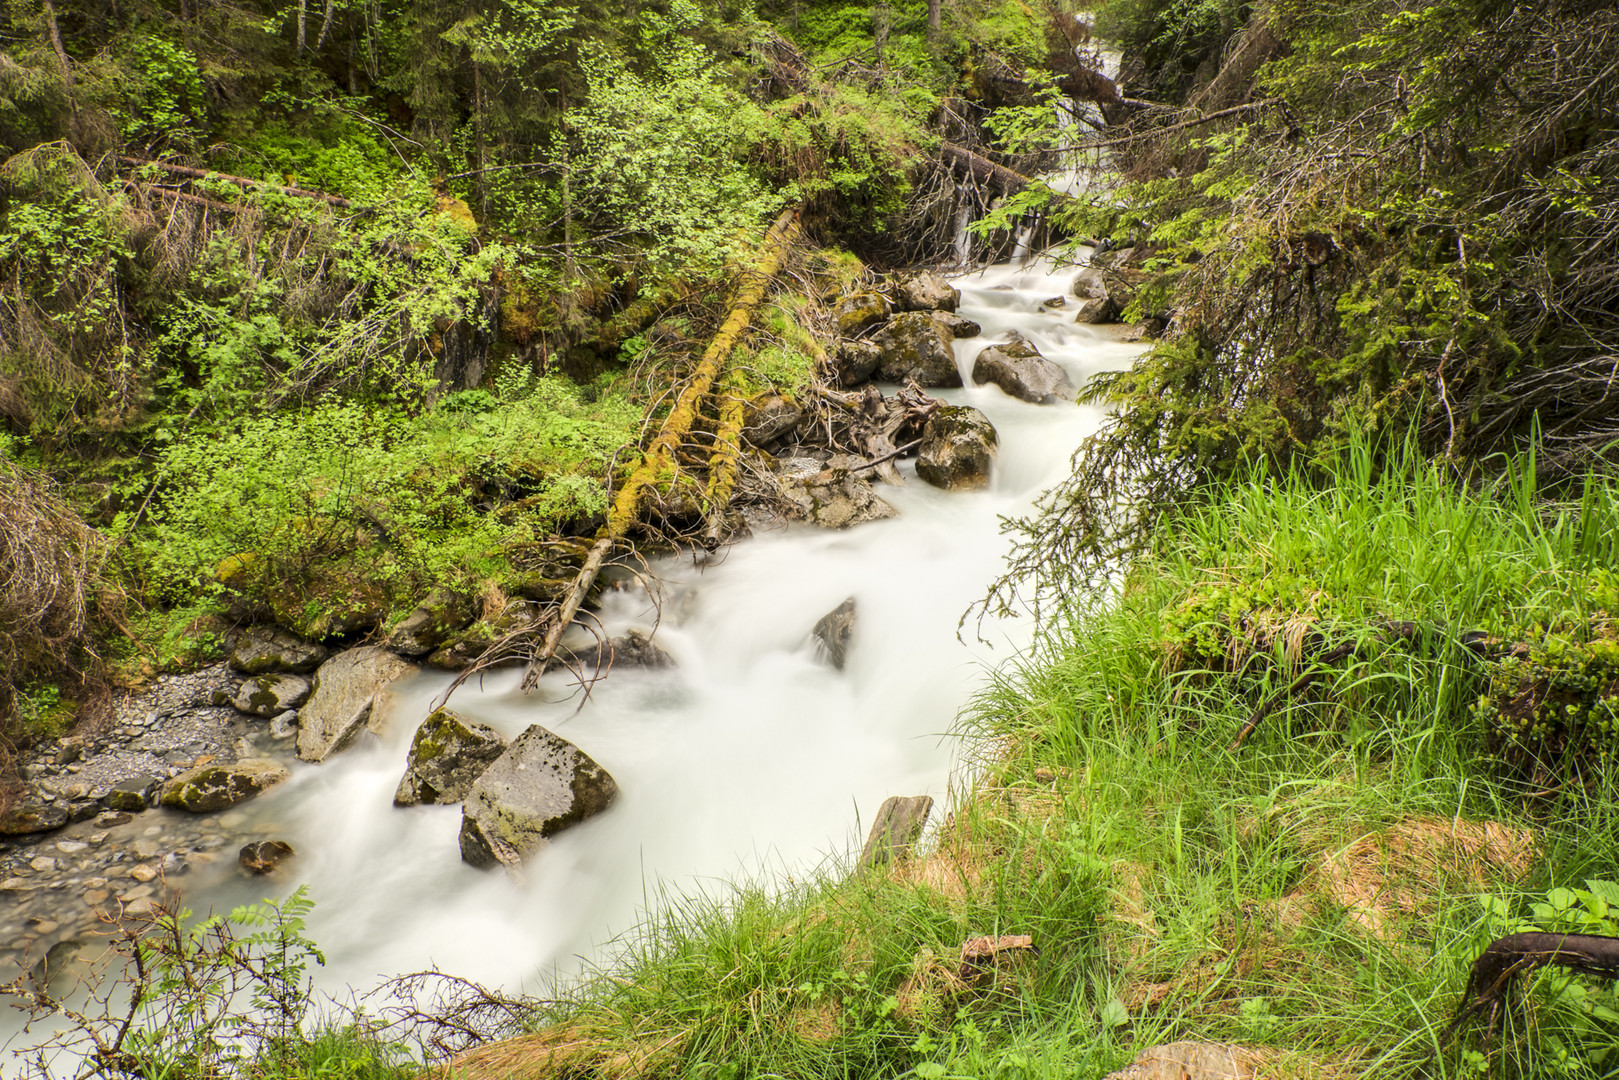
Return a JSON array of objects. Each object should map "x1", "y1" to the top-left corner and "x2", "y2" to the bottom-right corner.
[
  {"x1": 1447, "y1": 932, "x2": 1619, "y2": 1040},
  {"x1": 117, "y1": 156, "x2": 354, "y2": 208},
  {"x1": 858, "y1": 795, "x2": 933, "y2": 868}
]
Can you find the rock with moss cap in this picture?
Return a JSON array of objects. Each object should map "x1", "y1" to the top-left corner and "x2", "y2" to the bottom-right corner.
[
  {"x1": 160, "y1": 759, "x2": 289, "y2": 813},
  {"x1": 916, "y1": 406, "x2": 998, "y2": 491},
  {"x1": 394, "y1": 709, "x2": 508, "y2": 807},
  {"x1": 232, "y1": 673, "x2": 312, "y2": 718},
  {"x1": 834, "y1": 291, "x2": 891, "y2": 335},
  {"x1": 872, "y1": 313, "x2": 963, "y2": 387},
  {"x1": 229, "y1": 626, "x2": 328, "y2": 675},
  {"x1": 889, "y1": 271, "x2": 960, "y2": 313},
  {"x1": 459, "y1": 725, "x2": 619, "y2": 870}
]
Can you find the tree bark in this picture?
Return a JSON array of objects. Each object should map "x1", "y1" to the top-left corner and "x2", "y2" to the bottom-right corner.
[{"x1": 41, "y1": 0, "x2": 73, "y2": 90}]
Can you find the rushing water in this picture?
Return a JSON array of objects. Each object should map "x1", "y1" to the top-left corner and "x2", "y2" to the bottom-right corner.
[{"x1": 23, "y1": 256, "x2": 1146, "y2": 1023}]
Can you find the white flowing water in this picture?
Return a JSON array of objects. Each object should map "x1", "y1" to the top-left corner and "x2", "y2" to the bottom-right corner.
[{"x1": 41, "y1": 257, "x2": 1147, "y2": 1013}]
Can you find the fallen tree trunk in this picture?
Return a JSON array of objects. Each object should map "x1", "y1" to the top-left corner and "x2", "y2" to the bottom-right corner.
[
  {"x1": 701, "y1": 374, "x2": 747, "y2": 551},
  {"x1": 1447, "y1": 932, "x2": 1619, "y2": 1040},
  {"x1": 515, "y1": 205, "x2": 803, "y2": 691},
  {"x1": 117, "y1": 156, "x2": 354, "y2": 208},
  {"x1": 941, "y1": 143, "x2": 1055, "y2": 199}
]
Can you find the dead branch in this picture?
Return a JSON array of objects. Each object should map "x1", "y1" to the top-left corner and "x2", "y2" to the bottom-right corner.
[{"x1": 116, "y1": 156, "x2": 354, "y2": 208}]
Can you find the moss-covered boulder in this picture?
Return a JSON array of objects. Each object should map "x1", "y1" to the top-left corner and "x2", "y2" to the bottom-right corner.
[
  {"x1": 232, "y1": 673, "x2": 312, "y2": 718},
  {"x1": 0, "y1": 803, "x2": 69, "y2": 835},
  {"x1": 459, "y1": 725, "x2": 619, "y2": 871},
  {"x1": 834, "y1": 291, "x2": 891, "y2": 335},
  {"x1": 831, "y1": 340, "x2": 882, "y2": 387},
  {"x1": 427, "y1": 601, "x2": 545, "y2": 670},
  {"x1": 916, "y1": 406, "x2": 998, "y2": 491},
  {"x1": 228, "y1": 626, "x2": 328, "y2": 675},
  {"x1": 160, "y1": 759, "x2": 289, "y2": 813},
  {"x1": 872, "y1": 313, "x2": 962, "y2": 387},
  {"x1": 394, "y1": 709, "x2": 508, "y2": 807},
  {"x1": 387, "y1": 588, "x2": 477, "y2": 657},
  {"x1": 971, "y1": 338, "x2": 1076, "y2": 404},
  {"x1": 297, "y1": 646, "x2": 419, "y2": 763}
]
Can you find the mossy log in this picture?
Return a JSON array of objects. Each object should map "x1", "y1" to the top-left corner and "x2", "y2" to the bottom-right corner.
[
  {"x1": 513, "y1": 206, "x2": 802, "y2": 691},
  {"x1": 701, "y1": 374, "x2": 747, "y2": 551}
]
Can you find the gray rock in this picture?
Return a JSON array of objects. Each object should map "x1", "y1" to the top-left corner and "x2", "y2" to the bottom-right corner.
[
  {"x1": 889, "y1": 271, "x2": 959, "y2": 313},
  {"x1": 238, "y1": 840, "x2": 296, "y2": 875},
  {"x1": 102, "y1": 775, "x2": 159, "y2": 813},
  {"x1": 459, "y1": 726, "x2": 620, "y2": 870},
  {"x1": 916, "y1": 406, "x2": 998, "y2": 491},
  {"x1": 872, "y1": 312, "x2": 962, "y2": 387},
  {"x1": 387, "y1": 588, "x2": 476, "y2": 657},
  {"x1": 833, "y1": 291, "x2": 891, "y2": 336},
  {"x1": 1073, "y1": 297, "x2": 1115, "y2": 324},
  {"x1": 0, "y1": 804, "x2": 69, "y2": 836},
  {"x1": 297, "y1": 646, "x2": 418, "y2": 763},
  {"x1": 929, "y1": 310, "x2": 980, "y2": 338},
  {"x1": 229, "y1": 626, "x2": 328, "y2": 675},
  {"x1": 831, "y1": 340, "x2": 882, "y2": 387},
  {"x1": 160, "y1": 759, "x2": 289, "y2": 813},
  {"x1": 741, "y1": 394, "x2": 804, "y2": 448},
  {"x1": 1073, "y1": 267, "x2": 1109, "y2": 300},
  {"x1": 232, "y1": 673, "x2": 312, "y2": 718},
  {"x1": 813, "y1": 598, "x2": 857, "y2": 670},
  {"x1": 269, "y1": 711, "x2": 298, "y2": 740},
  {"x1": 971, "y1": 338, "x2": 1075, "y2": 404},
  {"x1": 780, "y1": 460, "x2": 899, "y2": 529},
  {"x1": 602, "y1": 628, "x2": 673, "y2": 669},
  {"x1": 393, "y1": 709, "x2": 508, "y2": 807}
]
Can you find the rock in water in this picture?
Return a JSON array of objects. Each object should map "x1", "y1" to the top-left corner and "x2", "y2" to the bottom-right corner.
[
  {"x1": 813, "y1": 598, "x2": 857, "y2": 670},
  {"x1": 297, "y1": 646, "x2": 418, "y2": 763},
  {"x1": 0, "y1": 804, "x2": 69, "y2": 835},
  {"x1": 916, "y1": 406, "x2": 998, "y2": 491},
  {"x1": 101, "y1": 775, "x2": 160, "y2": 813},
  {"x1": 929, "y1": 310, "x2": 981, "y2": 338},
  {"x1": 229, "y1": 626, "x2": 328, "y2": 675},
  {"x1": 890, "y1": 271, "x2": 960, "y2": 313},
  {"x1": 394, "y1": 709, "x2": 508, "y2": 807},
  {"x1": 872, "y1": 312, "x2": 963, "y2": 387},
  {"x1": 971, "y1": 338, "x2": 1075, "y2": 404},
  {"x1": 1073, "y1": 297, "x2": 1115, "y2": 324},
  {"x1": 387, "y1": 588, "x2": 476, "y2": 657},
  {"x1": 232, "y1": 673, "x2": 312, "y2": 718},
  {"x1": 834, "y1": 291, "x2": 891, "y2": 335},
  {"x1": 780, "y1": 458, "x2": 898, "y2": 529},
  {"x1": 459, "y1": 726, "x2": 619, "y2": 870},
  {"x1": 239, "y1": 840, "x2": 296, "y2": 875},
  {"x1": 160, "y1": 759, "x2": 289, "y2": 813}
]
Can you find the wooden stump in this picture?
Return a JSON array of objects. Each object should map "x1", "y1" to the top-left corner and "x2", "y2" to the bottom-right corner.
[{"x1": 859, "y1": 795, "x2": 933, "y2": 868}]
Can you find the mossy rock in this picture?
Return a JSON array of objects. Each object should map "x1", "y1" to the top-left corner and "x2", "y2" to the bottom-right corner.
[
  {"x1": 394, "y1": 709, "x2": 508, "y2": 806},
  {"x1": 916, "y1": 406, "x2": 998, "y2": 491},
  {"x1": 160, "y1": 759, "x2": 289, "y2": 813},
  {"x1": 388, "y1": 587, "x2": 477, "y2": 657},
  {"x1": 834, "y1": 291, "x2": 891, "y2": 336}
]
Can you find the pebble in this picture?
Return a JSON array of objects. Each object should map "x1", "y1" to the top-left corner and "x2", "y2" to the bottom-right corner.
[
  {"x1": 121, "y1": 885, "x2": 154, "y2": 901},
  {"x1": 95, "y1": 812, "x2": 132, "y2": 827},
  {"x1": 29, "y1": 857, "x2": 56, "y2": 873},
  {"x1": 133, "y1": 840, "x2": 161, "y2": 858},
  {"x1": 143, "y1": 825, "x2": 163, "y2": 837},
  {"x1": 129, "y1": 864, "x2": 158, "y2": 883},
  {"x1": 124, "y1": 899, "x2": 153, "y2": 916},
  {"x1": 82, "y1": 877, "x2": 107, "y2": 889},
  {"x1": 1, "y1": 878, "x2": 28, "y2": 891},
  {"x1": 28, "y1": 919, "x2": 58, "y2": 935},
  {"x1": 56, "y1": 841, "x2": 88, "y2": 855},
  {"x1": 89, "y1": 832, "x2": 108, "y2": 845},
  {"x1": 83, "y1": 890, "x2": 109, "y2": 905}
]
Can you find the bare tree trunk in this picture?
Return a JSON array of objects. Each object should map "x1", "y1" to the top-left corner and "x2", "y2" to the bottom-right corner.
[
  {"x1": 296, "y1": 0, "x2": 308, "y2": 52},
  {"x1": 315, "y1": 0, "x2": 336, "y2": 49},
  {"x1": 927, "y1": 0, "x2": 940, "y2": 37},
  {"x1": 41, "y1": 0, "x2": 73, "y2": 90}
]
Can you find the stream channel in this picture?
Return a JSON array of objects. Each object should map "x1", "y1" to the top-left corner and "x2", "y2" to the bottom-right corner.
[{"x1": 7, "y1": 252, "x2": 1144, "y2": 1047}]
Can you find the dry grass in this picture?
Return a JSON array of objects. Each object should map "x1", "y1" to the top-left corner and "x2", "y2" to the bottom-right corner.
[
  {"x1": 1305, "y1": 816, "x2": 1536, "y2": 940},
  {"x1": 429, "y1": 1022, "x2": 683, "y2": 1080}
]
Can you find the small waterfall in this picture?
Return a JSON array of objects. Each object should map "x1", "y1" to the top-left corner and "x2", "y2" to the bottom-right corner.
[{"x1": 951, "y1": 194, "x2": 973, "y2": 266}]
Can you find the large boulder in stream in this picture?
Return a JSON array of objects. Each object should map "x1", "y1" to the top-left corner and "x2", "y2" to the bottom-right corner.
[
  {"x1": 889, "y1": 271, "x2": 960, "y2": 313},
  {"x1": 160, "y1": 759, "x2": 289, "y2": 813},
  {"x1": 297, "y1": 646, "x2": 418, "y2": 763},
  {"x1": 916, "y1": 406, "x2": 998, "y2": 491},
  {"x1": 459, "y1": 725, "x2": 620, "y2": 871},
  {"x1": 872, "y1": 312, "x2": 962, "y2": 387},
  {"x1": 971, "y1": 337, "x2": 1075, "y2": 404},
  {"x1": 394, "y1": 709, "x2": 508, "y2": 806}
]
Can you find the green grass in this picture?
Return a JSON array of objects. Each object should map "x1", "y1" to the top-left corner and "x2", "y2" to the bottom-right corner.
[{"x1": 505, "y1": 439, "x2": 1619, "y2": 1080}]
